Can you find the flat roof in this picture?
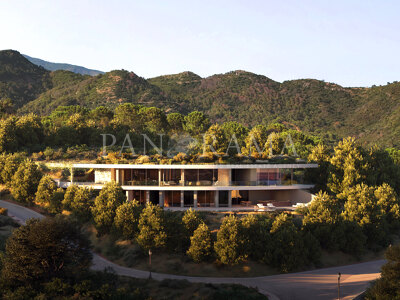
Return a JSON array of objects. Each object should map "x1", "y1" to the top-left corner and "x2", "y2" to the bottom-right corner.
[{"x1": 65, "y1": 163, "x2": 318, "y2": 169}]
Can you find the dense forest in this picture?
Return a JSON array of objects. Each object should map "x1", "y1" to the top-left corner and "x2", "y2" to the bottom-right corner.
[{"x1": 2, "y1": 50, "x2": 400, "y2": 147}]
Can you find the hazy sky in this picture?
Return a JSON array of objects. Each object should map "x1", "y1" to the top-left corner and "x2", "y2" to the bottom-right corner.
[{"x1": 1, "y1": 0, "x2": 399, "y2": 87}]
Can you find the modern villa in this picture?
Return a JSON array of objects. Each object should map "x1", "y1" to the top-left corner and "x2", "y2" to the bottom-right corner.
[{"x1": 55, "y1": 163, "x2": 318, "y2": 210}]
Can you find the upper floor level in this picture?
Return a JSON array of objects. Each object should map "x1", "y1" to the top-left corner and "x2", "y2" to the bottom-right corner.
[{"x1": 60, "y1": 163, "x2": 318, "y2": 190}]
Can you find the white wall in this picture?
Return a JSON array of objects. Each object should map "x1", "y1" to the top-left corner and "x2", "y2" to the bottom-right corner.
[{"x1": 95, "y1": 170, "x2": 111, "y2": 183}]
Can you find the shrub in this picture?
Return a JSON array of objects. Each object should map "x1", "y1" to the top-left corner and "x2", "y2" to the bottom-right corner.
[
  {"x1": 11, "y1": 159, "x2": 42, "y2": 204},
  {"x1": 136, "y1": 203, "x2": 167, "y2": 251},
  {"x1": 91, "y1": 182, "x2": 126, "y2": 235},
  {"x1": 114, "y1": 200, "x2": 142, "y2": 240},
  {"x1": 214, "y1": 215, "x2": 246, "y2": 265},
  {"x1": 187, "y1": 222, "x2": 213, "y2": 263}
]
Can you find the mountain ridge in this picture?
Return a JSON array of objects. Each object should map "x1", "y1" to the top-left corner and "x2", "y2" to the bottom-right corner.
[
  {"x1": 23, "y1": 54, "x2": 104, "y2": 76},
  {"x1": 1, "y1": 49, "x2": 400, "y2": 147}
]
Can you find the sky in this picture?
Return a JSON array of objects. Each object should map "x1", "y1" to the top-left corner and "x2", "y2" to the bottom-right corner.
[{"x1": 0, "y1": 0, "x2": 399, "y2": 87}]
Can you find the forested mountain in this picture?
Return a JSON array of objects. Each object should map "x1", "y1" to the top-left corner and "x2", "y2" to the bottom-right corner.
[
  {"x1": 1, "y1": 50, "x2": 400, "y2": 147},
  {"x1": 23, "y1": 54, "x2": 104, "y2": 76}
]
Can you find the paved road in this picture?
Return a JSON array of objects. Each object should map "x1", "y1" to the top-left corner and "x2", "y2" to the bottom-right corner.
[{"x1": 1, "y1": 200, "x2": 383, "y2": 300}]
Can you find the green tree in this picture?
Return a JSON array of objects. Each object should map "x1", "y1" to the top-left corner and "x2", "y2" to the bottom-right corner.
[
  {"x1": 182, "y1": 208, "x2": 203, "y2": 237},
  {"x1": 183, "y1": 111, "x2": 210, "y2": 137},
  {"x1": 139, "y1": 106, "x2": 168, "y2": 133},
  {"x1": 365, "y1": 245, "x2": 400, "y2": 299},
  {"x1": 62, "y1": 185, "x2": 94, "y2": 221},
  {"x1": 89, "y1": 106, "x2": 114, "y2": 128},
  {"x1": 241, "y1": 214, "x2": 272, "y2": 261},
  {"x1": 11, "y1": 159, "x2": 42, "y2": 204},
  {"x1": 15, "y1": 113, "x2": 44, "y2": 151},
  {"x1": 113, "y1": 103, "x2": 143, "y2": 132},
  {"x1": 328, "y1": 137, "x2": 369, "y2": 194},
  {"x1": 368, "y1": 145, "x2": 400, "y2": 192},
  {"x1": 35, "y1": 175, "x2": 63, "y2": 213},
  {"x1": 91, "y1": 181, "x2": 126, "y2": 235},
  {"x1": 136, "y1": 203, "x2": 167, "y2": 250},
  {"x1": 214, "y1": 214, "x2": 246, "y2": 265},
  {"x1": 221, "y1": 121, "x2": 249, "y2": 150},
  {"x1": 1, "y1": 217, "x2": 92, "y2": 287},
  {"x1": 114, "y1": 200, "x2": 143, "y2": 240},
  {"x1": 187, "y1": 222, "x2": 213, "y2": 263},
  {"x1": 0, "y1": 116, "x2": 17, "y2": 152},
  {"x1": 268, "y1": 214, "x2": 307, "y2": 272},
  {"x1": 0, "y1": 153, "x2": 24, "y2": 185},
  {"x1": 203, "y1": 124, "x2": 226, "y2": 154},
  {"x1": 374, "y1": 183, "x2": 400, "y2": 229},
  {"x1": 266, "y1": 132, "x2": 284, "y2": 156},
  {"x1": 342, "y1": 183, "x2": 389, "y2": 247},
  {"x1": 305, "y1": 143, "x2": 331, "y2": 192},
  {"x1": 244, "y1": 125, "x2": 269, "y2": 157},
  {"x1": 167, "y1": 112, "x2": 185, "y2": 133}
]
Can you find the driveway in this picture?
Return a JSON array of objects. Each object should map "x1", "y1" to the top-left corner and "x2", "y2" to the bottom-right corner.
[{"x1": 1, "y1": 200, "x2": 383, "y2": 300}]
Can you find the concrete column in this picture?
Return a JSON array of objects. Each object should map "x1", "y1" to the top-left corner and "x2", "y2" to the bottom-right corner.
[
  {"x1": 145, "y1": 190, "x2": 150, "y2": 205},
  {"x1": 111, "y1": 168, "x2": 116, "y2": 181},
  {"x1": 181, "y1": 169, "x2": 185, "y2": 186},
  {"x1": 116, "y1": 170, "x2": 120, "y2": 183},
  {"x1": 126, "y1": 190, "x2": 133, "y2": 202},
  {"x1": 228, "y1": 190, "x2": 232, "y2": 208},
  {"x1": 159, "y1": 191, "x2": 165, "y2": 207},
  {"x1": 214, "y1": 191, "x2": 219, "y2": 208},
  {"x1": 158, "y1": 169, "x2": 162, "y2": 186},
  {"x1": 193, "y1": 191, "x2": 198, "y2": 208},
  {"x1": 120, "y1": 169, "x2": 125, "y2": 185},
  {"x1": 180, "y1": 191, "x2": 184, "y2": 207},
  {"x1": 70, "y1": 167, "x2": 74, "y2": 184}
]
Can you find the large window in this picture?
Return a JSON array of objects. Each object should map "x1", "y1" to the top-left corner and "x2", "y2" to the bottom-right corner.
[
  {"x1": 184, "y1": 169, "x2": 218, "y2": 186},
  {"x1": 184, "y1": 191, "x2": 194, "y2": 207},
  {"x1": 161, "y1": 169, "x2": 181, "y2": 185},
  {"x1": 219, "y1": 191, "x2": 229, "y2": 207},
  {"x1": 132, "y1": 190, "x2": 146, "y2": 205},
  {"x1": 257, "y1": 169, "x2": 281, "y2": 185},
  {"x1": 164, "y1": 191, "x2": 181, "y2": 207},
  {"x1": 123, "y1": 169, "x2": 158, "y2": 185},
  {"x1": 197, "y1": 191, "x2": 215, "y2": 207}
]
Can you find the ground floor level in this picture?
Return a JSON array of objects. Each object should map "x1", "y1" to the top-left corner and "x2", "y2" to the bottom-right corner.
[{"x1": 124, "y1": 188, "x2": 313, "y2": 209}]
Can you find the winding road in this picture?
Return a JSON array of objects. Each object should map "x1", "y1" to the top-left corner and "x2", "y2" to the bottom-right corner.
[{"x1": 0, "y1": 200, "x2": 383, "y2": 300}]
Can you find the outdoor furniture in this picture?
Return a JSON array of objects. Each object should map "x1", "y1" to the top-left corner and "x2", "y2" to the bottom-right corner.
[
  {"x1": 241, "y1": 201, "x2": 252, "y2": 207},
  {"x1": 256, "y1": 203, "x2": 266, "y2": 209}
]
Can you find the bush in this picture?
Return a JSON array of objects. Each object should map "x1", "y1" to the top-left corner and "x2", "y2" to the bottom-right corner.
[
  {"x1": 214, "y1": 215, "x2": 246, "y2": 265},
  {"x1": 187, "y1": 222, "x2": 213, "y2": 263},
  {"x1": 62, "y1": 186, "x2": 93, "y2": 221},
  {"x1": 0, "y1": 207, "x2": 7, "y2": 216},
  {"x1": 1, "y1": 216, "x2": 92, "y2": 287},
  {"x1": 365, "y1": 245, "x2": 400, "y2": 299},
  {"x1": 11, "y1": 159, "x2": 42, "y2": 204},
  {"x1": 35, "y1": 175, "x2": 63, "y2": 213},
  {"x1": 267, "y1": 214, "x2": 308, "y2": 272},
  {"x1": 114, "y1": 200, "x2": 142, "y2": 240},
  {"x1": 91, "y1": 182, "x2": 126, "y2": 235},
  {"x1": 136, "y1": 203, "x2": 167, "y2": 251}
]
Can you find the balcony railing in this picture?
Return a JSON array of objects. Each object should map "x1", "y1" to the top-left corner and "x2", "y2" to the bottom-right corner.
[
  {"x1": 123, "y1": 180, "x2": 159, "y2": 186},
  {"x1": 120, "y1": 179, "x2": 306, "y2": 187},
  {"x1": 230, "y1": 180, "x2": 300, "y2": 186}
]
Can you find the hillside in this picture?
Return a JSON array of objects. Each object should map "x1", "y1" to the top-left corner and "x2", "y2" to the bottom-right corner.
[
  {"x1": 0, "y1": 50, "x2": 50, "y2": 108},
  {"x1": 23, "y1": 54, "x2": 104, "y2": 76},
  {"x1": 1, "y1": 50, "x2": 400, "y2": 147}
]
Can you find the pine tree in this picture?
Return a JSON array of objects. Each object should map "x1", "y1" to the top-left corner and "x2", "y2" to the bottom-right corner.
[{"x1": 187, "y1": 222, "x2": 213, "y2": 263}]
